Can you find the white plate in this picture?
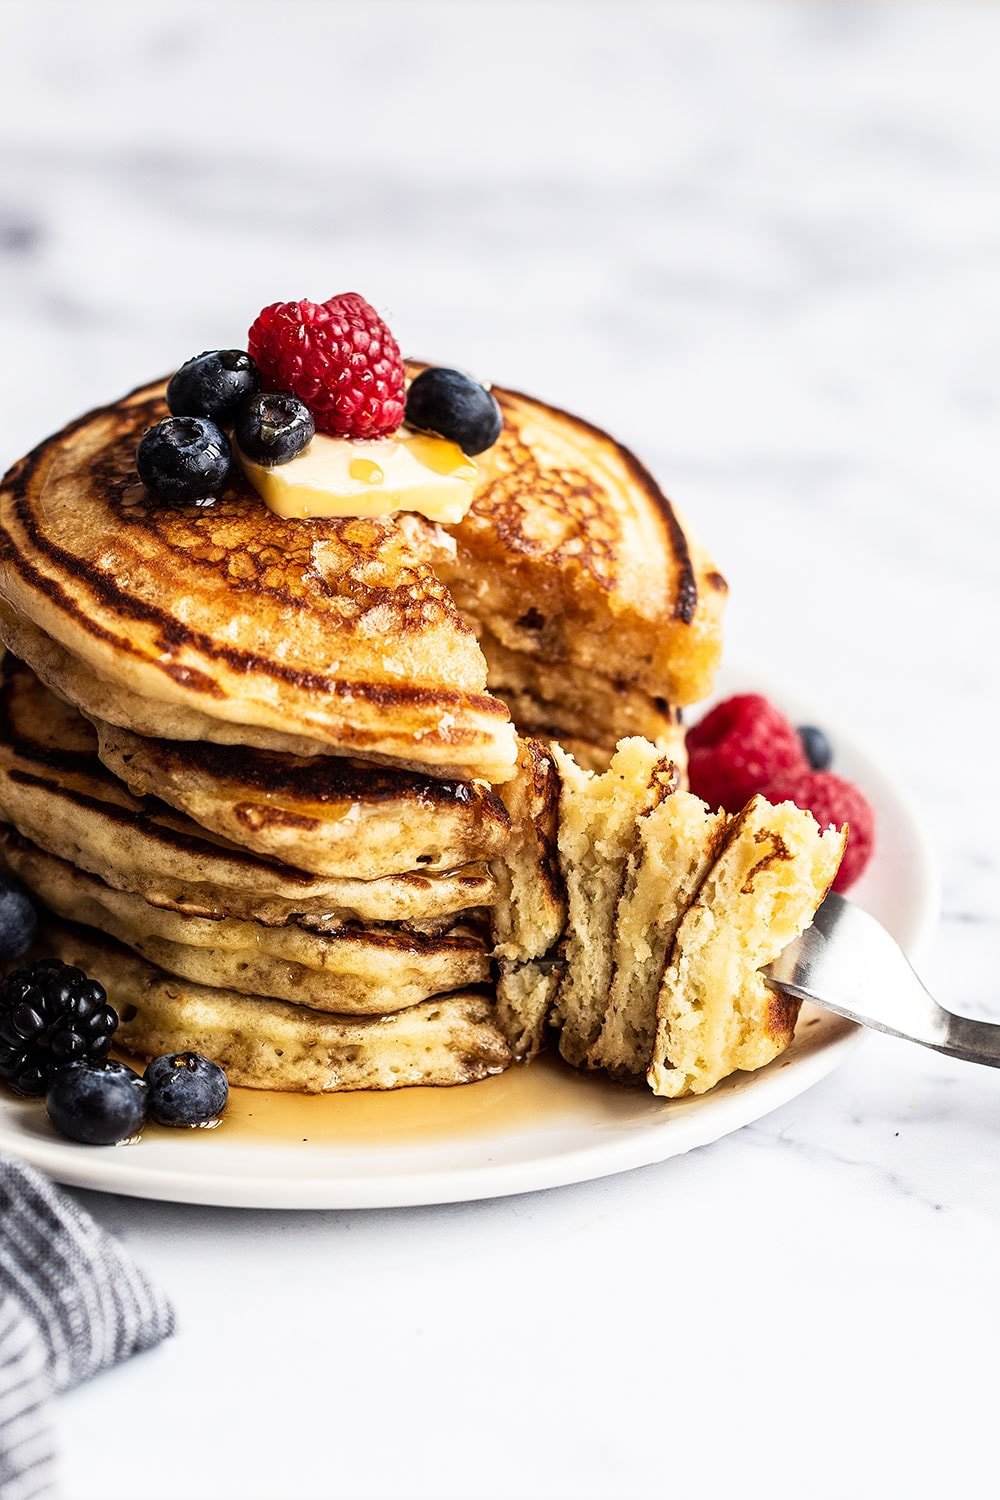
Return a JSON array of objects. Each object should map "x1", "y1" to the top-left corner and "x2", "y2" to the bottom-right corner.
[{"x1": 0, "y1": 669, "x2": 938, "y2": 1210}]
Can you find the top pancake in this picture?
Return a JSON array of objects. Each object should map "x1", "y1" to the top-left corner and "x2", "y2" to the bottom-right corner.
[{"x1": 0, "y1": 373, "x2": 725, "y2": 780}]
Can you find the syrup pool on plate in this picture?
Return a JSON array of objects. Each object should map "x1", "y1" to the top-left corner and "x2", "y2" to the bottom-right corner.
[{"x1": 138, "y1": 1056, "x2": 664, "y2": 1148}]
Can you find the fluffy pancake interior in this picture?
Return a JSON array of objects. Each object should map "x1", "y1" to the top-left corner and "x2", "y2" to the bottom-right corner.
[
  {"x1": 648, "y1": 795, "x2": 846, "y2": 1098},
  {"x1": 552, "y1": 739, "x2": 677, "y2": 1066},
  {"x1": 490, "y1": 739, "x2": 566, "y2": 1059},
  {"x1": 588, "y1": 791, "x2": 727, "y2": 1079}
]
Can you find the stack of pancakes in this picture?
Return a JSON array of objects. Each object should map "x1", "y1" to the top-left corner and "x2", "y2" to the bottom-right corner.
[{"x1": 0, "y1": 375, "x2": 726, "y2": 1092}]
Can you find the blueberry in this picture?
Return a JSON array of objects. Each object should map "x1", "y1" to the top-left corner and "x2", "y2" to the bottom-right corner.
[
  {"x1": 136, "y1": 416, "x2": 231, "y2": 502},
  {"x1": 798, "y1": 724, "x2": 833, "y2": 771},
  {"x1": 0, "y1": 876, "x2": 37, "y2": 963},
  {"x1": 46, "y1": 1061, "x2": 147, "y2": 1146},
  {"x1": 167, "y1": 350, "x2": 260, "y2": 425},
  {"x1": 144, "y1": 1052, "x2": 228, "y2": 1127},
  {"x1": 234, "y1": 391, "x2": 315, "y2": 467},
  {"x1": 405, "y1": 368, "x2": 502, "y2": 455}
]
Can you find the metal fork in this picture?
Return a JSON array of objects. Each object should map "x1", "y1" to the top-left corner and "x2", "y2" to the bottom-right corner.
[{"x1": 766, "y1": 891, "x2": 1000, "y2": 1068}]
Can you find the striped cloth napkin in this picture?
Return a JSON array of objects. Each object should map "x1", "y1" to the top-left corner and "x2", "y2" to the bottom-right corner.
[{"x1": 0, "y1": 1156, "x2": 174, "y2": 1500}]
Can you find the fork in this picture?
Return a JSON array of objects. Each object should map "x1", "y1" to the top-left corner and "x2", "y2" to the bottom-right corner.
[{"x1": 766, "y1": 891, "x2": 1000, "y2": 1068}]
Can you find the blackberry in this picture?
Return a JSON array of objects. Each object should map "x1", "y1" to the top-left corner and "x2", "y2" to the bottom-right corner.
[
  {"x1": 0, "y1": 960, "x2": 118, "y2": 1096},
  {"x1": 167, "y1": 349, "x2": 260, "y2": 425},
  {"x1": 798, "y1": 724, "x2": 833, "y2": 772},
  {"x1": 136, "y1": 416, "x2": 231, "y2": 503},
  {"x1": 405, "y1": 367, "x2": 502, "y2": 455},
  {"x1": 46, "y1": 1061, "x2": 147, "y2": 1146},
  {"x1": 0, "y1": 875, "x2": 37, "y2": 962},
  {"x1": 234, "y1": 391, "x2": 315, "y2": 466},
  {"x1": 145, "y1": 1052, "x2": 228, "y2": 1126}
]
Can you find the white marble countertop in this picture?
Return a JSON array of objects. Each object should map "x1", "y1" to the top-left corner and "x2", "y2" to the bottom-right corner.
[{"x1": 2, "y1": 2, "x2": 999, "y2": 1496}]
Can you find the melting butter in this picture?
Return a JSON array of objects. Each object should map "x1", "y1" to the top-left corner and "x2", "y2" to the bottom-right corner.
[{"x1": 237, "y1": 430, "x2": 477, "y2": 523}]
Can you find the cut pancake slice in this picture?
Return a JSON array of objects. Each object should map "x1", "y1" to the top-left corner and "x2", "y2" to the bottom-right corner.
[
  {"x1": 552, "y1": 739, "x2": 678, "y2": 1066},
  {"x1": 474, "y1": 625, "x2": 688, "y2": 779},
  {"x1": 434, "y1": 377, "x2": 727, "y2": 710},
  {"x1": 1, "y1": 834, "x2": 491, "y2": 1014},
  {"x1": 648, "y1": 795, "x2": 846, "y2": 1098},
  {"x1": 588, "y1": 791, "x2": 727, "y2": 1079},
  {"x1": 40, "y1": 921, "x2": 511, "y2": 1092},
  {"x1": 93, "y1": 720, "x2": 510, "y2": 879},
  {"x1": 0, "y1": 657, "x2": 495, "y2": 926},
  {"x1": 490, "y1": 740, "x2": 566, "y2": 1059}
]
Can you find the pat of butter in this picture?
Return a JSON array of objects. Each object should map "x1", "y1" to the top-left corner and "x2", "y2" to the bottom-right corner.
[{"x1": 237, "y1": 430, "x2": 478, "y2": 523}]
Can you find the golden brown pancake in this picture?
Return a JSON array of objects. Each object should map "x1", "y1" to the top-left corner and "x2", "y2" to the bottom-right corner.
[
  {"x1": 0, "y1": 373, "x2": 723, "y2": 782},
  {"x1": 0, "y1": 656, "x2": 495, "y2": 926},
  {"x1": 39, "y1": 920, "x2": 511, "y2": 1092},
  {"x1": 435, "y1": 378, "x2": 726, "y2": 711},
  {"x1": 93, "y1": 719, "x2": 510, "y2": 879},
  {"x1": 0, "y1": 831, "x2": 491, "y2": 1014},
  {"x1": 0, "y1": 381, "x2": 516, "y2": 782},
  {"x1": 474, "y1": 624, "x2": 688, "y2": 777}
]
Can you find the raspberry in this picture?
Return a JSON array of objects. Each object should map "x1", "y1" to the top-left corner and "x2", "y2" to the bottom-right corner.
[
  {"x1": 247, "y1": 293, "x2": 405, "y2": 438},
  {"x1": 686, "y1": 694, "x2": 806, "y2": 814},
  {"x1": 766, "y1": 768, "x2": 875, "y2": 893}
]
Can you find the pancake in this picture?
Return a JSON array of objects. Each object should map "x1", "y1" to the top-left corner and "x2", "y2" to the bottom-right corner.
[
  {"x1": 39, "y1": 921, "x2": 511, "y2": 1092},
  {"x1": 474, "y1": 624, "x2": 688, "y2": 777},
  {"x1": 0, "y1": 657, "x2": 495, "y2": 926},
  {"x1": 587, "y1": 792, "x2": 726, "y2": 1078},
  {"x1": 434, "y1": 377, "x2": 726, "y2": 710},
  {"x1": 0, "y1": 372, "x2": 724, "y2": 782},
  {"x1": 551, "y1": 740, "x2": 678, "y2": 1067},
  {"x1": 491, "y1": 740, "x2": 566, "y2": 1059},
  {"x1": 93, "y1": 719, "x2": 510, "y2": 879},
  {"x1": 648, "y1": 796, "x2": 845, "y2": 1098},
  {"x1": 0, "y1": 833, "x2": 491, "y2": 1014},
  {"x1": 0, "y1": 380, "x2": 516, "y2": 782}
]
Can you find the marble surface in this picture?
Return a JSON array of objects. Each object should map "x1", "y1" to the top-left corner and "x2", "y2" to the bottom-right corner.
[{"x1": 2, "y1": 2, "x2": 999, "y2": 1496}]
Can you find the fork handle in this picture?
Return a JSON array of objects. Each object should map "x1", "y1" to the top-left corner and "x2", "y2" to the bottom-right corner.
[{"x1": 933, "y1": 1012, "x2": 1000, "y2": 1069}]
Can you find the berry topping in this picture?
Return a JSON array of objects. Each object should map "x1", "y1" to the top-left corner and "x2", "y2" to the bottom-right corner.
[
  {"x1": 167, "y1": 349, "x2": 260, "y2": 425},
  {"x1": 248, "y1": 293, "x2": 405, "y2": 438},
  {"x1": 144, "y1": 1051, "x2": 228, "y2": 1127},
  {"x1": 0, "y1": 874, "x2": 37, "y2": 963},
  {"x1": 766, "y1": 768, "x2": 875, "y2": 893},
  {"x1": 405, "y1": 367, "x2": 503, "y2": 455},
  {"x1": 0, "y1": 960, "x2": 118, "y2": 1097},
  {"x1": 235, "y1": 391, "x2": 315, "y2": 467},
  {"x1": 136, "y1": 416, "x2": 231, "y2": 502},
  {"x1": 798, "y1": 724, "x2": 833, "y2": 771},
  {"x1": 46, "y1": 1060, "x2": 147, "y2": 1146},
  {"x1": 686, "y1": 693, "x2": 806, "y2": 813}
]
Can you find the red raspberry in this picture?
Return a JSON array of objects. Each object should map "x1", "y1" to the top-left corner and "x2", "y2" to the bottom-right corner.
[
  {"x1": 247, "y1": 293, "x2": 405, "y2": 438},
  {"x1": 766, "y1": 768, "x2": 875, "y2": 893},
  {"x1": 686, "y1": 694, "x2": 805, "y2": 814}
]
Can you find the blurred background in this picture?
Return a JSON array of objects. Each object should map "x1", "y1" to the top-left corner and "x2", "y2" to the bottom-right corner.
[{"x1": 2, "y1": 0, "x2": 998, "y2": 1116}]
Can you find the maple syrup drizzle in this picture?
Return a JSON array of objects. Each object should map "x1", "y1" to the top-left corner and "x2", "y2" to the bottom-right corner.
[{"x1": 139, "y1": 1057, "x2": 659, "y2": 1147}]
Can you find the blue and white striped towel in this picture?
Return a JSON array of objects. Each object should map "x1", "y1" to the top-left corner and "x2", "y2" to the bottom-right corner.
[{"x1": 0, "y1": 1156, "x2": 173, "y2": 1499}]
